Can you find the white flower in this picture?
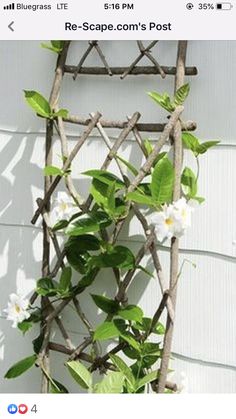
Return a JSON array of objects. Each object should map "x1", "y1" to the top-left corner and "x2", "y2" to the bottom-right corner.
[
  {"x1": 178, "y1": 371, "x2": 189, "y2": 393},
  {"x1": 52, "y1": 191, "x2": 75, "y2": 221},
  {"x1": 150, "y1": 204, "x2": 177, "y2": 242},
  {"x1": 151, "y1": 197, "x2": 193, "y2": 241},
  {"x1": 4, "y1": 294, "x2": 30, "y2": 328},
  {"x1": 171, "y1": 197, "x2": 193, "y2": 238}
]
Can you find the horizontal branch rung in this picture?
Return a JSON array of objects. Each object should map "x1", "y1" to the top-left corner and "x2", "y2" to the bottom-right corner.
[
  {"x1": 64, "y1": 115, "x2": 197, "y2": 133},
  {"x1": 64, "y1": 65, "x2": 198, "y2": 77}
]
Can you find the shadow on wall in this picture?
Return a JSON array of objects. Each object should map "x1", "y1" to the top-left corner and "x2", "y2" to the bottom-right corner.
[
  {"x1": 0, "y1": 134, "x2": 42, "y2": 391},
  {"x1": 0, "y1": 130, "x2": 159, "y2": 392}
]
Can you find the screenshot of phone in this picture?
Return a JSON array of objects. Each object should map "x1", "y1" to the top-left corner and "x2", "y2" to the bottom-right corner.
[{"x1": 0, "y1": 0, "x2": 235, "y2": 417}]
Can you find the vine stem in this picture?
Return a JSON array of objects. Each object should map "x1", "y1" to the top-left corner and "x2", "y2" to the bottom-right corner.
[{"x1": 157, "y1": 40, "x2": 188, "y2": 393}]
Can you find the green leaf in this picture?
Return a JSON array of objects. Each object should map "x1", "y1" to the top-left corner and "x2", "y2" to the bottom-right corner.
[
  {"x1": 67, "y1": 361, "x2": 92, "y2": 390},
  {"x1": 36, "y1": 277, "x2": 57, "y2": 296},
  {"x1": 36, "y1": 278, "x2": 57, "y2": 294},
  {"x1": 44, "y1": 165, "x2": 64, "y2": 176},
  {"x1": 174, "y1": 83, "x2": 190, "y2": 106},
  {"x1": 137, "y1": 265, "x2": 154, "y2": 278},
  {"x1": 110, "y1": 354, "x2": 135, "y2": 388},
  {"x1": 90, "y1": 179, "x2": 108, "y2": 207},
  {"x1": 18, "y1": 321, "x2": 33, "y2": 335},
  {"x1": 65, "y1": 235, "x2": 101, "y2": 253},
  {"x1": 94, "y1": 320, "x2": 140, "y2": 351},
  {"x1": 66, "y1": 212, "x2": 111, "y2": 236},
  {"x1": 94, "y1": 371, "x2": 124, "y2": 393},
  {"x1": 137, "y1": 183, "x2": 152, "y2": 195},
  {"x1": 66, "y1": 216, "x2": 100, "y2": 236},
  {"x1": 183, "y1": 135, "x2": 219, "y2": 158},
  {"x1": 33, "y1": 333, "x2": 44, "y2": 354},
  {"x1": 83, "y1": 170, "x2": 124, "y2": 190},
  {"x1": 91, "y1": 180, "x2": 125, "y2": 219},
  {"x1": 58, "y1": 266, "x2": 72, "y2": 292},
  {"x1": 122, "y1": 346, "x2": 140, "y2": 360},
  {"x1": 91, "y1": 294, "x2": 119, "y2": 314},
  {"x1": 41, "y1": 43, "x2": 59, "y2": 53},
  {"x1": 140, "y1": 343, "x2": 161, "y2": 368},
  {"x1": 126, "y1": 191, "x2": 155, "y2": 207},
  {"x1": 194, "y1": 196, "x2": 205, "y2": 204},
  {"x1": 119, "y1": 332, "x2": 140, "y2": 351},
  {"x1": 52, "y1": 219, "x2": 69, "y2": 232},
  {"x1": 53, "y1": 109, "x2": 68, "y2": 118},
  {"x1": 92, "y1": 211, "x2": 113, "y2": 229},
  {"x1": 76, "y1": 269, "x2": 98, "y2": 290},
  {"x1": 132, "y1": 317, "x2": 152, "y2": 333},
  {"x1": 181, "y1": 166, "x2": 197, "y2": 198},
  {"x1": 107, "y1": 181, "x2": 116, "y2": 214},
  {"x1": 196, "y1": 140, "x2": 220, "y2": 154},
  {"x1": 66, "y1": 249, "x2": 90, "y2": 275},
  {"x1": 118, "y1": 305, "x2": 143, "y2": 323},
  {"x1": 113, "y1": 198, "x2": 126, "y2": 218},
  {"x1": 5, "y1": 355, "x2": 37, "y2": 379},
  {"x1": 142, "y1": 356, "x2": 159, "y2": 369},
  {"x1": 148, "y1": 91, "x2": 175, "y2": 113},
  {"x1": 114, "y1": 320, "x2": 140, "y2": 351},
  {"x1": 135, "y1": 370, "x2": 159, "y2": 391},
  {"x1": 28, "y1": 309, "x2": 42, "y2": 324},
  {"x1": 51, "y1": 379, "x2": 69, "y2": 394},
  {"x1": 90, "y1": 246, "x2": 135, "y2": 269},
  {"x1": 144, "y1": 139, "x2": 153, "y2": 156},
  {"x1": 153, "y1": 151, "x2": 168, "y2": 168},
  {"x1": 142, "y1": 342, "x2": 161, "y2": 356},
  {"x1": 41, "y1": 40, "x2": 64, "y2": 54},
  {"x1": 133, "y1": 317, "x2": 165, "y2": 335},
  {"x1": 155, "y1": 322, "x2": 165, "y2": 335},
  {"x1": 24, "y1": 90, "x2": 51, "y2": 118},
  {"x1": 151, "y1": 157, "x2": 174, "y2": 203},
  {"x1": 51, "y1": 40, "x2": 64, "y2": 50},
  {"x1": 182, "y1": 132, "x2": 200, "y2": 154},
  {"x1": 94, "y1": 321, "x2": 119, "y2": 341},
  {"x1": 116, "y1": 155, "x2": 138, "y2": 176}
]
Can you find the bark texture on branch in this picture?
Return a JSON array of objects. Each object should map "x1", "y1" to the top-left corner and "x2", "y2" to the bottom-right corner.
[
  {"x1": 157, "y1": 40, "x2": 188, "y2": 394},
  {"x1": 31, "y1": 112, "x2": 102, "y2": 224},
  {"x1": 64, "y1": 114, "x2": 196, "y2": 133},
  {"x1": 127, "y1": 105, "x2": 184, "y2": 194},
  {"x1": 64, "y1": 65, "x2": 197, "y2": 76},
  {"x1": 39, "y1": 42, "x2": 71, "y2": 393}
]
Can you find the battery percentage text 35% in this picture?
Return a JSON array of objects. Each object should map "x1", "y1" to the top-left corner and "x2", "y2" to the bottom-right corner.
[{"x1": 198, "y1": 3, "x2": 215, "y2": 9}]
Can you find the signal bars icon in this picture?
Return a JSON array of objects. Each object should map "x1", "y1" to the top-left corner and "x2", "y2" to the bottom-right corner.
[{"x1": 3, "y1": 2, "x2": 15, "y2": 9}]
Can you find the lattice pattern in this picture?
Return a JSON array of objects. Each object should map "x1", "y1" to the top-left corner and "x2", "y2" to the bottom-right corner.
[{"x1": 30, "y1": 40, "x2": 197, "y2": 393}]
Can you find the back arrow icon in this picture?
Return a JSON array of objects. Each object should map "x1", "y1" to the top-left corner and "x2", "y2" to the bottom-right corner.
[{"x1": 8, "y1": 21, "x2": 14, "y2": 31}]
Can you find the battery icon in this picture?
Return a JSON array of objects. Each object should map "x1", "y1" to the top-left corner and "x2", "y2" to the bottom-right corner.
[{"x1": 216, "y1": 2, "x2": 233, "y2": 9}]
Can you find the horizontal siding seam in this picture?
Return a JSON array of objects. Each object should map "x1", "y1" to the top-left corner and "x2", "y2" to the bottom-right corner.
[
  {"x1": 172, "y1": 351, "x2": 236, "y2": 372},
  {"x1": 0, "y1": 222, "x2": 235, "y2": 261}
]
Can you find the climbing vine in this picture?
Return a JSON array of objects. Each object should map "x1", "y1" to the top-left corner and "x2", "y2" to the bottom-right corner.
[{"x1": 2, "y1": 41, "x2": 219, "y2": 393}]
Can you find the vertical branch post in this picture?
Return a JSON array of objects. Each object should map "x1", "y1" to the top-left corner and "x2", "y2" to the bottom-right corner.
[
  {"x1": 40, "y1": 42, "x2": 70, "y2": 393},
  {"x1": 157, "y1": 41, "x2": 188, "y2": 393}
]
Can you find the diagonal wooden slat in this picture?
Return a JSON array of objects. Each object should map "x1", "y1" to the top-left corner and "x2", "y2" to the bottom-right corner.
[
  {"x1": 31, "y1": 112, "x2": 102, "y2": 225},
  {"x1": 73, "y1": 40, "x2": 112, "y2": 80}
]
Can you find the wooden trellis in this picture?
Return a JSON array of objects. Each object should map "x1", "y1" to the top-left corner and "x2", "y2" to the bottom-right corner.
[{"x1": 30, "y1": 40, "x2": 198, "y2": 393}]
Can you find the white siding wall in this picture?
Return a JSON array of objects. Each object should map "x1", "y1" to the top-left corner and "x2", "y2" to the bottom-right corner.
[{"x1": 0, "y1": 41, "x2": 236, "y2": 393}]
